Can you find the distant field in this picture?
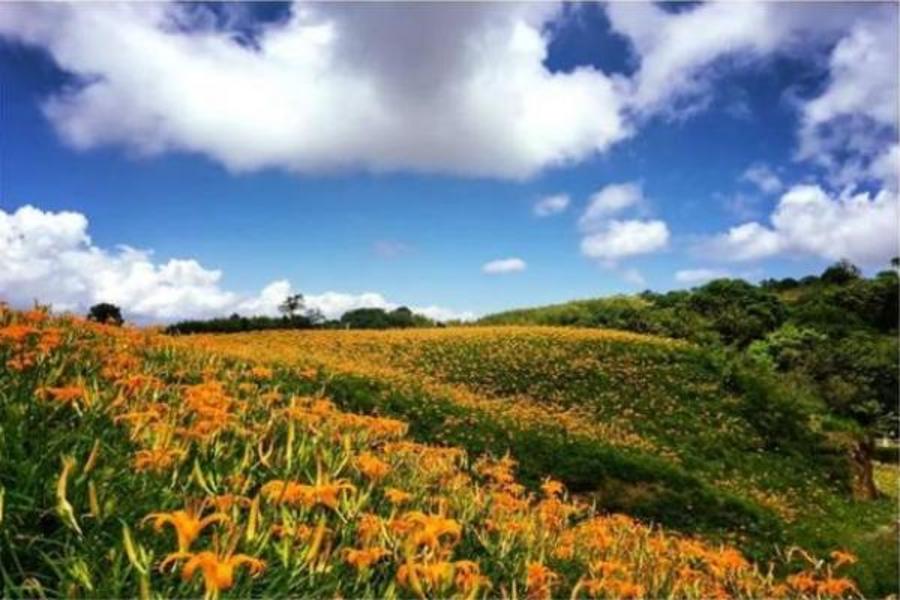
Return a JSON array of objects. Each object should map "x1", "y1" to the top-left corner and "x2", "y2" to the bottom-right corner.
[{"x1": 182, "y1": 327, "x2": 898, "y2": 594}]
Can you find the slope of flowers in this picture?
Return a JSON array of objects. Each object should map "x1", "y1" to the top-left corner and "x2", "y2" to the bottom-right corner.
[
  {"x1": 180, "y1": 329, "x2": 815, "y2": 518},
  {"x1": 0, "y1": 306, "x2": 860, "y2": 598},
  {"x1": 182, "y1": 328, "x2": 671, "y2": 454}
]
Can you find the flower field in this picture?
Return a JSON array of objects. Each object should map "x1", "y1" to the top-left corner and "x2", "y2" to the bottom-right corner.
[
  {"x1": 180, "y1": 328, "x2": 898, "y2": 595},
  {"x1": 0, "y1": 306, "x2": 889, "y2": 598}
]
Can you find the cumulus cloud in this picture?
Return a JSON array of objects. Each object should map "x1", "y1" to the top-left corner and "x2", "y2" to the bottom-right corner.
[
  {"x1": 533, "y1": 194, "x2": 569, "y2": 217},
  {"x1": 606, "y1": 1, "x2": 778, "y2": 115},
  {"x1": 606, "y1": 1, "x2": 896, "y2": 192},
  {"x1": 704, "y1": 184, "x2": 899, "y2": 266},
  {"x1": 606, "y1": 2, "x2": 878, "y2": 116},
  {"x1": 870, "y1": 144, "x2": 900, "y2": 192},
  {"x1": 795, "y1": 14, "x2": 899, "y2": 188},
  {"x1": 0, "y1": 1, "x2": 893, "y2": 186},
  {"x1": 482, "y1": 257, "x2": 527, "y2": 274},
  {"x1": 675, "y1": 268, "x2": 731, "y2": 285},
  {"x1": 580, "y1": 219, "x2": 669, "y2": 265},
  {"x1": 576, "y1": 181, "x2": 666, "y2": 266},
  {"x1": 579, "y1": 182, "x2": 643, "y2": 230},
  {"x1": 741, "y1": 164, "x2": 783, "y2": 194},
  {"x1": 0, "y1": 2, "x2": 629, "y2": 179},
  {"x1": 0, "y1": 205, "x2": 469, "y2": 322}
]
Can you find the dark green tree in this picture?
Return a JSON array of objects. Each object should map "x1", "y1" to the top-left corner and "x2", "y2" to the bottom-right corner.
[
  {"x1": 820, "y1": 259, "x2": 861, "y2": 285},
  {"x1": 278, "y1": 294, "x2": 305, "y2": 319},
  {"x1": 687, "y1": 279, "x2": 786, "y2": 346},
  {"x1": 87, "y1": 303, "x2": 124, "y2": 326}
]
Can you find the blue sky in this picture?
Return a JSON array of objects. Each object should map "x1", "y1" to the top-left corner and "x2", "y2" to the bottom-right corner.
[{"x1": 0, "y1": 2, "x2": 897, "y2": 322}]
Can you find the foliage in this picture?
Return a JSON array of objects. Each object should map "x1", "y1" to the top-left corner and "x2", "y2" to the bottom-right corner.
[
  {"x1": 0, "y1": 305, "x2": 870, "y2": 599},
  {"x1": 87, "y1": 302, "x2": 124, "y2": 326},
  {"x1": 681, "y1": 280, "x2": 786, "y2": 347},
  {"x1": 339, "y1": 307, "x2": 434, "y2": 329},
  {"x1": 819, "y1": 260, "x2": 862, "y2": 286},
  {"x1": 165, "y1": 314, "x2": 314, "y2": 335}
]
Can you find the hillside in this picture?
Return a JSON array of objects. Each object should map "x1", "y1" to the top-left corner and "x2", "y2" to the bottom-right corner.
[
  {"x1": 182, "y1": 326, "x2": 898, "y2": 594},
  {"x1": 0, "y1": 307, "x2": 872, "y2": 598}
]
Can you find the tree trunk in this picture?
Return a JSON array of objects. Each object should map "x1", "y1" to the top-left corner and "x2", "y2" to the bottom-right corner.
[{"x1": 849, "y1": 437, "x2": 878, "y2": 500}]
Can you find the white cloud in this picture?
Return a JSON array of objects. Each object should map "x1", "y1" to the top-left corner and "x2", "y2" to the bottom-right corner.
[
  {"x1": 580, "y1": 219, "x2": 669, "y2": 265},
  {"x1": 413, "y1": 305, "x2": 476, "y2": 322},
  {"x1": 240, "y1": 281, "x2": 473, "y2": 322},
  {"x1": 482, "y1": 257, "x2": 527, "y2": 274},
  {"x1": 579, "y1": 182, "x2": 643, "y2": 230},
  {"x1": 705, "y1": 223, "x2": 781, "y2": 262},
  {"x1": 576, "y1": 182, "x2": 666, "y2": 267},
  {"x1": 870, "y1": 145, "x2": 900, "y2": 192},
  {"x1": 0, "y1": 0, "x2": 893, "y2": 187},
  {"x1": 0, "y1": 1, "x2": 892, "y2": 187},
  {"x1": 675, "y1": 268, "x2": 731, "y2": 285},
  {"x1": 0, "y1": 2, "x2": 629, "y2": 179},
  {"x1": 533, "y1": 194, "x2": 569, "y2": 217},
  {"x1": 741, "y1": 164, "x2": 783, "y2": 194},
  {"x1": 795, "y1": 14, "x2": 898, "y2": 188},
  {"x1": 606, "y1": 2, "x2": 878, "y2": 117},
  {"x1": 705, "y1": 184, "x2": 899, "y2": 266},
  {"x1": 0, "y1": 204, "x2": 468, "y2": 322},
  {"x1": 606, "y1": 1, "x2": 778, "y2": 115},
  {"x1": 606, "y1": 2, "x2": 896, "y2": 193}
]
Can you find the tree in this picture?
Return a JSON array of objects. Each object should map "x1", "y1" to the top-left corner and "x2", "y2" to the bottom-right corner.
[
  {"x1": 340, "y1": 308, "x2": 392, "y2": 329},
  {"x1": 87, "y1": 303, "x2": 124, "y2": 326},
  {"x1": 305, "y1": 307, "x2": 326, "y2": 325},
  {"x1": 687, "y1": 279, "x2": 787, "y2": 347},
  {"x1": 820, "y1": 259, "x2": 861, "y2": 285},
  {"x1": 389, "y1": 306, "x2": 415, "y2": 328},
  {"x1": 278, "y1": 294, "x2": 305, "y2": 319}
]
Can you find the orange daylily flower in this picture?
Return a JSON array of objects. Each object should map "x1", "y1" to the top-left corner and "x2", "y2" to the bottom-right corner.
[
  {"x1": 356, "y1": 452, "x2": 390, "y2": 481},
  {"x1": 525, "y1": 562, "x2": 559, "y2": 600},
  {"x1": 356, "y1": 512, "x2": 383, "y2": 546},
  {"x1": 342, "y1": 546, "x2": 390, "y2": 571},
  {"x1": 134, "y1": 447, "x2": 184, "y2": 473},
  {"x1": 830, "y1": 550, "x2": 858, "y2": 568},
  {"x1": 144, "y1": 505, "x2": 230, "y2": 552},
  {"x1": 260, "y1": 478, "x2": 356, "y2": 510},
  {"x1": 161, "y1": 550, "x2": 265, "y2": 598},
  {"x1": 817, "y1": 577, "x2": 858, "y2": 596},
  {"x1": 397, "y1": 560, "x2": 455, "y2": 594},
  {"x1": 37, "y1": 385, "x2": 87, "y2": 409},
  {"x1": 540, "y1": 478, "x2": 564, "y2": 498},
  {"x1": 384, "y1": 487, "x2": 413, "y2": 505},
  {"x1": 394, "y1": 511, "x2": 462, "y2": 551},
  {"x1": 454, "y1": 560, "x2": 490, "y2": 595},
  {"x1": 249, "y1": 366, "x2": 273, "y2": 380}
]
